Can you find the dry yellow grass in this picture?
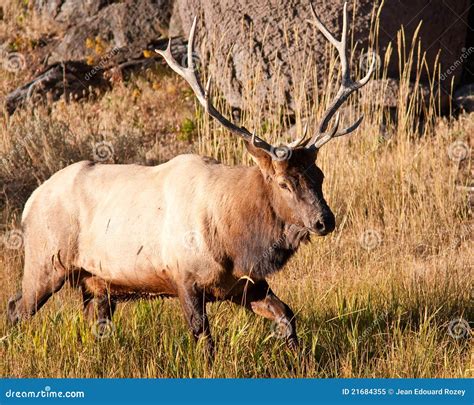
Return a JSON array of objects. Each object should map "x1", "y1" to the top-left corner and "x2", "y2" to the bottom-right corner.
[{"x1": 0, "y1": 0, "x2": 472, "y2": 378}]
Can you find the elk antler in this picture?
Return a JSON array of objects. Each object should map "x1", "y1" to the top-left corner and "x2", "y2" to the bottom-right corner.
[
  {"x1": 155, "y1": 17, "x2": 276, "y2": 157},
  {"x1": 307, "y1": 1, "x2": 375, "y2": 149}
]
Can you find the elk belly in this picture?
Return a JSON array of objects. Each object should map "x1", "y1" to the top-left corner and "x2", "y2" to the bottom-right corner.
[{"x1": 75, "y1": 184, "x2": 173, "y2": 292}]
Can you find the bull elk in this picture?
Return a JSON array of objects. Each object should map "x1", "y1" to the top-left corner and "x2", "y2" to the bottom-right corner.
[{"x1": 8, "y1": 2, "x2": 374, "y2": 355}]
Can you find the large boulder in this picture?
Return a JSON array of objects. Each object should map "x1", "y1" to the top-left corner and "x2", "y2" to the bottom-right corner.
[
  {"x1": 36, "y1": 0, "x2": 174, "y2": 65},
  {"x1": 34, "y1": 0, "x2": 114, "y2": 27},
  {"x1": 5, "y1": 0, "x2": 186, "y2": 115},
  {"x1": 172, "y1": 0, "x2": 470, "y2": 111}
]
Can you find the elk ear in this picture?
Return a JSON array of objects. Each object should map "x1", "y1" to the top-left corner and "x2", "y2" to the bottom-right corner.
[{"x1": 244, "y1": 140, "x2": 274, "y2": 176}]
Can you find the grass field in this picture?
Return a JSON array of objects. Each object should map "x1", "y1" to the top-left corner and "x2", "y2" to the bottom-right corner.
[{"x1": 0, "y1": 1, "x2": 473, "y2": 378}]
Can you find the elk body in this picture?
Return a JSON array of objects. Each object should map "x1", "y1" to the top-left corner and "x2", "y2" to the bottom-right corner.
[{"x1": 7, "y1": 3, "x2": 374, "y2": 354}]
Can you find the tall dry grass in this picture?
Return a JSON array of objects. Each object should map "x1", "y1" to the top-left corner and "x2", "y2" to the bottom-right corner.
[{"x1": 0, "y1": 2, "x2": 472, "y2": 378}]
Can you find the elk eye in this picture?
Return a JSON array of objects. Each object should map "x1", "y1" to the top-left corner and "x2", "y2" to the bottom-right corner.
[{"x1": 278, "y1": 182, "x2": 290, "y2": 191}]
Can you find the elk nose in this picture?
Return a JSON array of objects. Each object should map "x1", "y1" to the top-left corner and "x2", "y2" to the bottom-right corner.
[
  {"x1": 315, "y1": 220, "x2": 328, "y2": 235},
  {"x1": 313, "y1": 212, "x2": 335, "y2": 236}
]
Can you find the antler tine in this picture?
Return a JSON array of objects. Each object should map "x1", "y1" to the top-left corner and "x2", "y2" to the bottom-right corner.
[
  {"x1": 286, "y1": 121, "x2": 309, "y2": 149},
  {"x1": 307, "y1": 1, "x2": 375, "y2": 150},
  {"x1": 309, "y1": 1, "x2": 349, "y2": 84},
  {"x1": 187, "y1": 16, "x2": 197, "y2": 70},
  {"x1": 314, "y1": 113, "x2": 366, "y2": 148},
  {"x1": 313, "y1": 112, "x2": 341, "y2": 148},
  {"x1": 156, "y1": 17, "x2": 275, "y2": 155}
]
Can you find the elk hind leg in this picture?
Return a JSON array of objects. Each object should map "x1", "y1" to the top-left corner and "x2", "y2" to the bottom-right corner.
[{"x1": 80, "y1": 275, "x2": 116, "y2": 337}]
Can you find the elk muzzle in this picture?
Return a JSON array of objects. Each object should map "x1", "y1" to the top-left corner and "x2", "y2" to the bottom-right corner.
[{"x1": 310, "y1": 207, "x2": 335, "y2": 236}]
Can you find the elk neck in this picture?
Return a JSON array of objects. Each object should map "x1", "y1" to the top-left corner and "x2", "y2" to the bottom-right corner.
[{"x1": 206, "y1": 164, "x2": 310, "y2": 280}]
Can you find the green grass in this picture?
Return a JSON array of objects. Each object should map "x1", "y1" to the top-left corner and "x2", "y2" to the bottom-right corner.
[{"x1": 1, "y1": 223, "x2": 472, "y2": 377}]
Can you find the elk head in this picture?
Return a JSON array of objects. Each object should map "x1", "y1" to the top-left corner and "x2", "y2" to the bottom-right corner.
[{"x1": 156, "y1": 2, "x2": 374, "y2": 237}]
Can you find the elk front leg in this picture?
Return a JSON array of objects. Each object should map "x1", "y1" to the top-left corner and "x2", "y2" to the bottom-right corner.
[
  {"x1": 178, "y1": 285, "x2": 214, "y2": 357},
  {"x1": 230, "y1": 280, "x2": 298, "y2": 349}
]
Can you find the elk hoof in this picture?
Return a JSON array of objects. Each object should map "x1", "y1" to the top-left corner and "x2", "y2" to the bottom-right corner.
[{"x1": 7, "y1": 294, "x2": 22, "y2": 324}]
